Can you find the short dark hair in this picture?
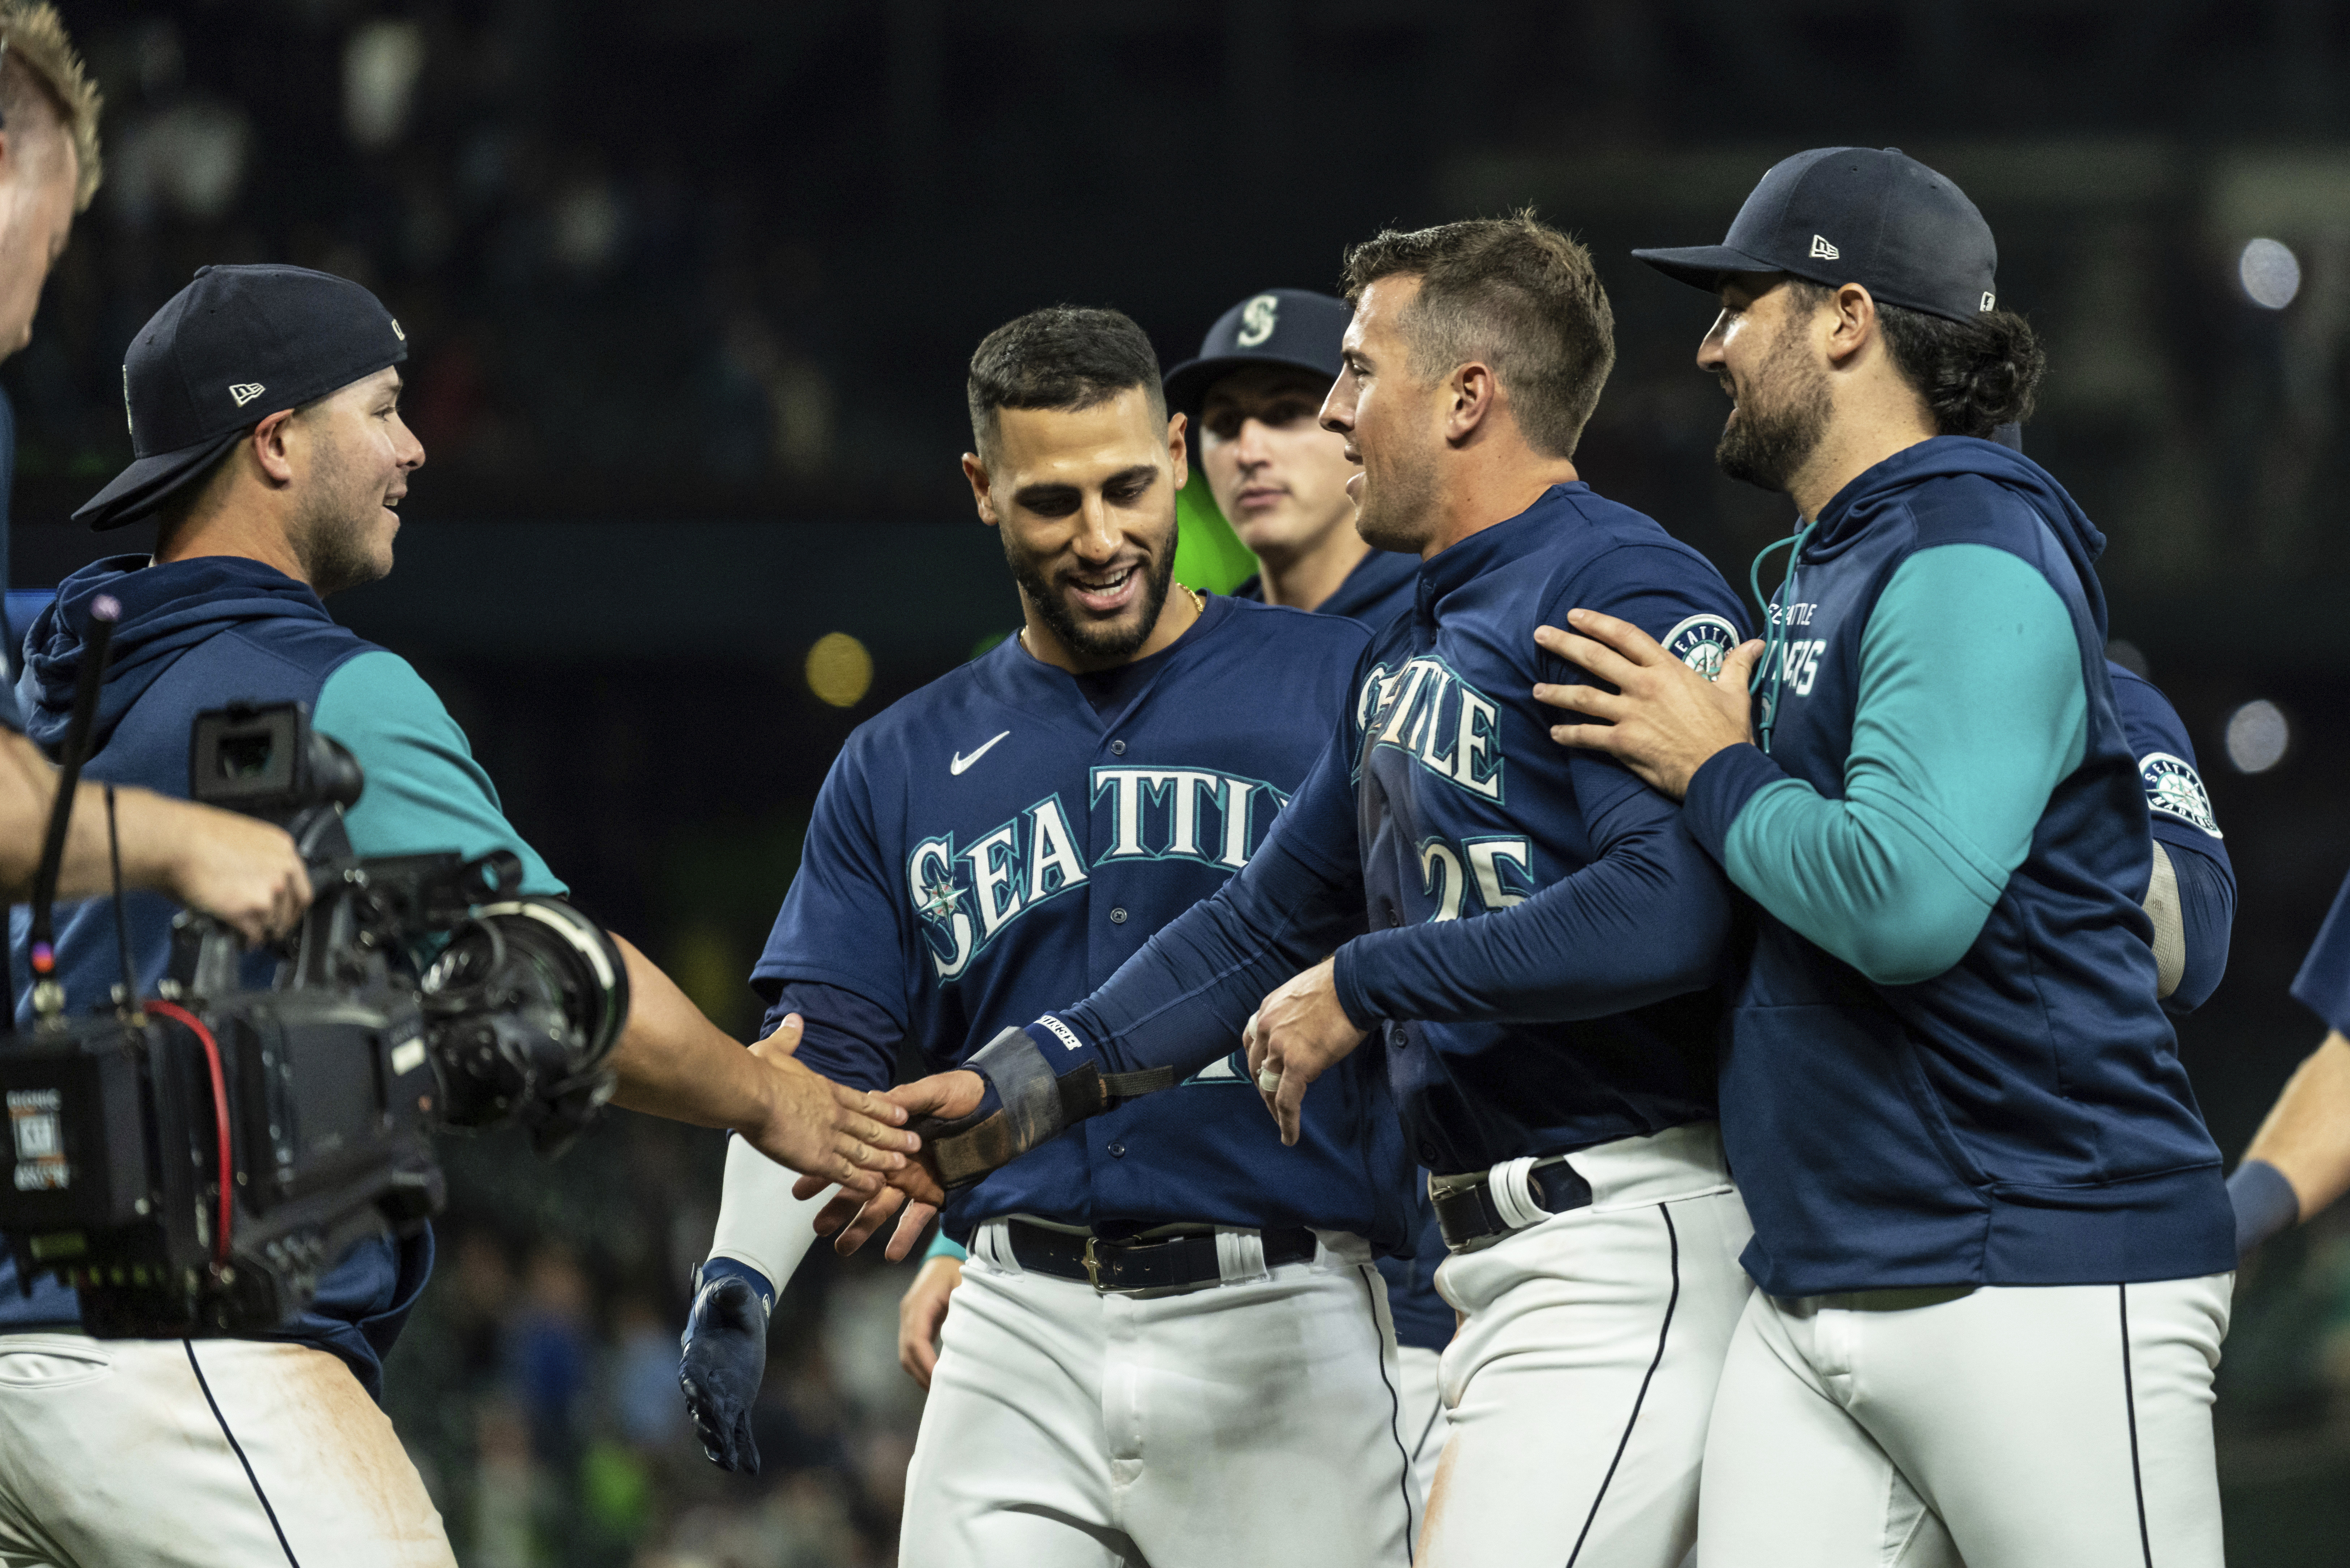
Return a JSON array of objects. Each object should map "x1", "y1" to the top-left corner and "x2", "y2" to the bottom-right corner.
[
  {"x1": 1788, "y1": 279, "x2": 2046, "y2": 439},
  {"x1": 1340, "y1": 211, "x2": 1615, "y2": 460},
  {"x1": 967, "y1": 306, "x2": 1165, "y2": 460}
]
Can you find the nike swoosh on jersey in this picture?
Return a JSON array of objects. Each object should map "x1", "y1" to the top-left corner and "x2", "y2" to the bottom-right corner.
[{"x1": 950, "y1": 731, "x2": 1012, "y2": 775}]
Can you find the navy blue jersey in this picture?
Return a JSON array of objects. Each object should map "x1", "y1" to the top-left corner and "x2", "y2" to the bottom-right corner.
[
  {"x1": 1232, "y1": 547, "x2": 1418, "y2": 635},
  {"x1": 1682, "y1": 439, "x2": 2232, "y2": 1294},
  {"x1": 754, "y1": 595, "x2": 1410, "y2": 1249},
  {"x1": 2110, "y1": 662, "x2": 2232, "y2": 1014},
  {"x1": 1048, "y1": 484, "x2": 1747, "y2": 1174}
]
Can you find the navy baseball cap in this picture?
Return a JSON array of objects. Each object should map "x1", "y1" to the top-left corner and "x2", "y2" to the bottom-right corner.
[
  {"x1": 1631, "y1": 147, "x2": 1999, "y2": 324},
  {"x1": 76, "y1": 264, "x2": 410, "y2": 531},
  {"x1": 1162, "y1": 289, "x2": 1351, "y2": 419}
]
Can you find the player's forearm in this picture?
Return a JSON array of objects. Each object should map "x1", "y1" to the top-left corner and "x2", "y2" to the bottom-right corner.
[
  {"x1": 1684, "y1": 547, "x2": 2085, "y2": 986},
  {"x1": 2, "y1": 734, "x2": 187, "y2": 903},
  {"x1": 1333, "y1": 802, "x2": 1730, "y2": 1027},
  {"x1": 605, "y1": 935, "x2": 785, "y2": 1131},
  {"x1": 2243, "y1": 1032, "x2": 2350, "y2": 1222},
  {"x1": 705, "y1": 1132, "x2": 830, "y2": 1303},
  {"x1": 1061, "y1": 834, "x2": 1364, "y2": 1078}
]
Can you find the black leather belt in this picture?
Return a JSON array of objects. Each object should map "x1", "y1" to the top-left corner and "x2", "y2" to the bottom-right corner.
[
  {"x1": 1429, "y1": 1158, "x2": 1595, "y2": 1252},
  {"x1": 1005, "y1": 1220, "x2": 1316, "y2": 1296}
]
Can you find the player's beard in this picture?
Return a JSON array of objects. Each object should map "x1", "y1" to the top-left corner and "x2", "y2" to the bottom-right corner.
[
  {"x1": 1351, "y1": 436, "x2": 1440, "y2": 555},
  {"x1": 290, "y1": 432, "x2": 396, "y2": 597},
  {"x1": 1004, "y1": 516, "x2": 1178, "y2": 665},
  {"x1": 1714, "y1": 313, "x2": 1833, "y2": 495}
]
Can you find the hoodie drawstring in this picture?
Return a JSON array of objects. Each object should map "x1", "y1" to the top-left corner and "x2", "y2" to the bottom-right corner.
[{"x1": 1747, "y1": 517, "x2": 1818, "y2": 755}]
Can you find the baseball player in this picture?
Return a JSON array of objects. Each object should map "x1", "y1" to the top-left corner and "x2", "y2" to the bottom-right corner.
[
  {"x1": 1537, "y1": 147, "x2": 2235, "y2": 1565},
  {"x1": 853, "y1": 216, "x2": 1761, "y2": 1568},
  {"x1": 896, "y1": 287, "x2": 1453, "y2": 1506},
  {"x1": 1179, "y1": 289, "x2": 1417, "y2": 626},
  {"x1": 678, "y1": 305, "x2": 1418, "y2": 1567},
  {"x1": 4, "y1": 266, "x2": 912, "y2": 1568}
]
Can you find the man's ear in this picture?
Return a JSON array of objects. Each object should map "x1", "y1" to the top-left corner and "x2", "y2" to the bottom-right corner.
[
  {"x1": 1444, "y1": 361, "x2": 1500, "y2": 445},
  {"x1": 961, "y1": 451, "x2": 999, "y2": 528},
  {"x1": 1824, "y1": 283, "x2": 1880, "y2": 369},
  {"x1": 1166, "y1": 411, "x2": 1189, "y2": 490},
  {"x1": 250, "y1": 409, "x2": 300, "y2": 485}
]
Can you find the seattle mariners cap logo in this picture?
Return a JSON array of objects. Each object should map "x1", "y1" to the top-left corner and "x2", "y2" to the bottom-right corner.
[
  {"x1": 228, "y1": 382, "x2": 266, "y2": 407},
  {"x1": 1235, "y1": 293, "x2": 1279, "y2": 348},
  {"x1": 1809, "y1": 234, "x2": 1840, "y2": 260}
]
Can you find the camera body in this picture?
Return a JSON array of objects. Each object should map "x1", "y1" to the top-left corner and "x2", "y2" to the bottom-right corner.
[{"x1": 0, "y1": 702, "x2": 628, "y2": 1337}]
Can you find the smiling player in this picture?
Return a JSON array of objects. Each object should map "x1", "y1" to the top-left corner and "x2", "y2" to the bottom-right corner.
[
  {"x1": 1537, "y1": 147, "x2": 2234, "y2": 1567},
  {"x1": 678, "y1": 306, "x2": 1416, "y2": 1567}
]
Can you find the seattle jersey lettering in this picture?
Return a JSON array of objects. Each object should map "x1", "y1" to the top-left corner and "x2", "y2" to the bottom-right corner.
[
  {"x1": 907, "y1": 769, "x2": 1289, "y2": 981},
  {"x1": 1354, "y1": 655, "x2": 1506, "y2": 803}
]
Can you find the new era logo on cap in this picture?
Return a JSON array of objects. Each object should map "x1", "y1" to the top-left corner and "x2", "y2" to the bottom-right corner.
[
  {"x1": 1810, "y1": 234, "x2": 1840, "y2": 260},
  {"x1": 228, "y1": 382, "x2": 266, "y2": 407}
]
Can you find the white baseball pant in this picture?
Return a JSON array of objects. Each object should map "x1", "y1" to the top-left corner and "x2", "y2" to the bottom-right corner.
[
  {"x1": 900, "y1": 1224, "x2": 1414, "y2": 1567},
  {"x1": 1696, "y1": 1272, "x2": 2233, "y2": 1567},
  {"x1": 0, "y1": 1332, "x2": 452, "y2": 1567},
  {"x1": 1418, "y1": 1122, "x2": 1755, "y2": 1568}
]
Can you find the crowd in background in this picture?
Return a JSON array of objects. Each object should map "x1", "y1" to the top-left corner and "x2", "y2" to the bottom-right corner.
[{"x1": 382, "y1": 1124, "x2": 928, "y2": 1567}]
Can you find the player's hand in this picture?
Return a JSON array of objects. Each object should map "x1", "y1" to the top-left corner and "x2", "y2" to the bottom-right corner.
[
  {"x1": 150, "y1": 795, "x2": 313, "y2": 946},
  {"x1": 788, "y1": 1067, "x2": 982, "y2": 1256},
  {"x1": 741, "y1": 1016, "x2": 918, "y2": 1195},
  {"x1": 678, "y1": 1259, "x2": 773, "y2": 1474},
  {"x1": 1243, "y1": 957, "x2": 1370, "y2": 1146},
  {"x1": 898, "y1": 1254, "x2": 964, "y2": 1389},
  {"x1": 1532, "y1": 611, "x2": 1766, "y2": 800}
]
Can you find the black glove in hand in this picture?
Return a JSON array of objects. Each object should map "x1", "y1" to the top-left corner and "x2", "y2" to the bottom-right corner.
[{"x1": 678, "y1": 1259, "x2": 774, "y2": 1473}]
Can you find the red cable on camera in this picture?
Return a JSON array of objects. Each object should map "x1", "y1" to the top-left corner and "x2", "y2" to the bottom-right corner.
[{"x1": 142, "y1": 1000, "x2": 233, "y2": 1268}]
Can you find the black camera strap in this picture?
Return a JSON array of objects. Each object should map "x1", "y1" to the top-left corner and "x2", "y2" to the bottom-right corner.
[{"x1": 25, "y1": 596, "x2": 117, "y2": 1020}]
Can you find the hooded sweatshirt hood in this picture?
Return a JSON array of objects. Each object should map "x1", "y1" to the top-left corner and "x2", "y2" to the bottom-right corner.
[
  {"x1": 1807, "y1": 435, "x2": 2111, "y2": 641},
  {"x1": 16, "y1": 554, "x2": 336, "y2": 754}
]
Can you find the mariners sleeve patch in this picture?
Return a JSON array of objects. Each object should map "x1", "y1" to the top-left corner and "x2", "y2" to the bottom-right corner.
[
  {"x1": 1662, "y1": 614, "x2": 1741, "y2": 682},
  {"x1": 2140, "y1": 752, "x2": 2221, "y2": 838}
]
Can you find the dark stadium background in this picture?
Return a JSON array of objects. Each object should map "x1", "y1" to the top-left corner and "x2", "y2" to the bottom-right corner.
[{"x1": 10, "y1": 4, "x2": 2350, "y2": 1562}]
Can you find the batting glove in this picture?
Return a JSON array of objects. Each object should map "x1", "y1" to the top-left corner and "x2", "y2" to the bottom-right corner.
[{"x1": 679, "y1": 1256, "x2": 774, "y2": 1473}]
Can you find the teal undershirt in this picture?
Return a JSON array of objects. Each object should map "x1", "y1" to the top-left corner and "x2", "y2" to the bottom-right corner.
[
  {"x1": 926, "y1": 1231, "x2": 967, "y2": 1262},
  {"x1": 312, "y1": 650, "x2": 564, "y2": 896},
  {"x1": 1724, "y1": 544, "x2": 2086, "y2": 986}
]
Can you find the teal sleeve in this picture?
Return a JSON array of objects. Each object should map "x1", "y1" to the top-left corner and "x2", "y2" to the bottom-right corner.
[
  {"x1": 925, "y1": 1230, "x2": 968, "y2": 1262},
  {"x1": 313, "y1": 650, "x2": 564, "y2": 896},
  {"x1": 1722, "y1": 544, "x2": 2086, "y2": 984}
]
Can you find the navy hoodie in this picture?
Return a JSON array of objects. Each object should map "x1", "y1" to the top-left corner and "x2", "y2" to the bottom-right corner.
[
  {"x1": 1683, "y1": 438, "x2": 2235, "y2": 1295},
  {"x1": 5, "y1": 554, "x2": 426, "y2": 1393}
]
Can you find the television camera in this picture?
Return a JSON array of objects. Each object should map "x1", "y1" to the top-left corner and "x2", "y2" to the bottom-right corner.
[{"x1": 0, "y1": 668, "x2": 627, "y2": 1338}]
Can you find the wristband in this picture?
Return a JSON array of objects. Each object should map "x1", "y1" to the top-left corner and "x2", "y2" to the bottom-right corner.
[
  {"x1": 692, "y1": 1254, "x2": 776, "y2": 1319},
  {"x1": 2228, "y1": 1158, "x2": 2300, "y2": 1260}
]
